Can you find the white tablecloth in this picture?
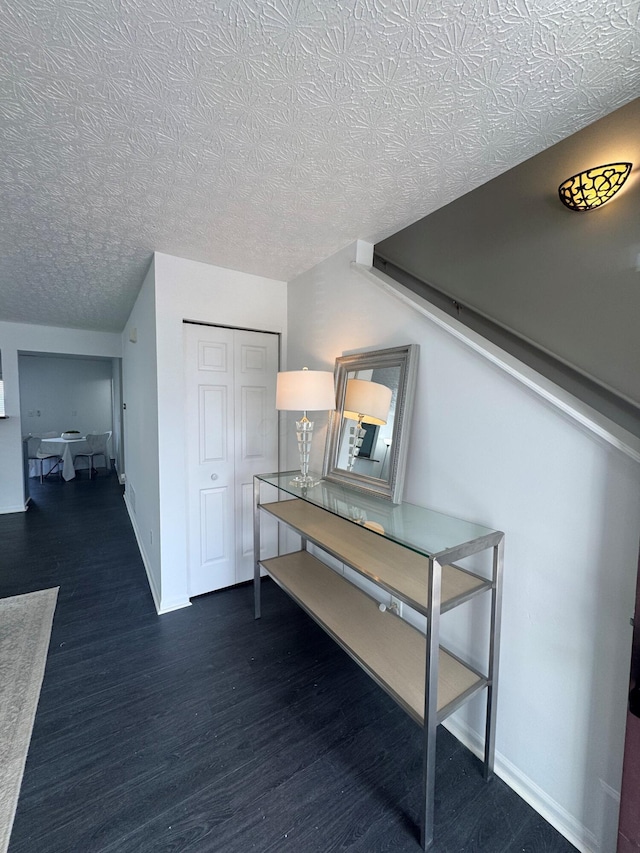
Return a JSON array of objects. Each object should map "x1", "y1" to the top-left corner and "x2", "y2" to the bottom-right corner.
[{"x1": 36, "y1": 437, "x2": 90, "y2": 481}]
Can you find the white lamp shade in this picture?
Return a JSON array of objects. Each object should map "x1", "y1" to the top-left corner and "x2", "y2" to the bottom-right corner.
[
  {"x1": 276, "y1": 369, "x2": 335, "y2": 412},
  {"x1": 343, "y1": 378, "x2": 392, "y2": 425}
]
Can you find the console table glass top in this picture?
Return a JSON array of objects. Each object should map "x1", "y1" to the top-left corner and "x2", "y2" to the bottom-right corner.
[{"x1": 256, "y1": 471, "x2": 502, "y2": 562}]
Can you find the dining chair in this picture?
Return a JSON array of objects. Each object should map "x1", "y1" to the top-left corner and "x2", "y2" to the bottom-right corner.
[
  {"x1": 73, "y1": 431, "x2": 112, "y2": 478},
  {"x1": 26, "y1": 436, "x2": 62, "y2": 483}
]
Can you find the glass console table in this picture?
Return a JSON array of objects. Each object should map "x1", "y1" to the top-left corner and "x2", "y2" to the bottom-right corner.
[{"x1": 253, "y1": 471, "x2": 504, "y2": 851}]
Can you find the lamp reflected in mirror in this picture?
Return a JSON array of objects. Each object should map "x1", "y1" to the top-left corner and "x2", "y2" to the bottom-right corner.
[
  {"x1": 381, "y1": 438, "x2": 392, "y2": 478},
  {"x1": 343, "y1": 378, "x2": 392, "y2": 471}
]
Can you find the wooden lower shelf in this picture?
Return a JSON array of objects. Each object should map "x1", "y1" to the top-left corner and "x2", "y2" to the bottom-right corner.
[
  {"x1": 260, "y1": 499, "x2": 490, "y2": 615},
  {"x1": 261, "y1": 549, "x2": 486, "y2": 725}
]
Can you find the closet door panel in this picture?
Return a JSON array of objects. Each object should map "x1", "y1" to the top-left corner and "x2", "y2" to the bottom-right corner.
[
  {"x1": 186, "y1": 325, "x2": 235, "y2": 596},
  {"x1": 186, "y1": 324, "x2": 278, "y2": 595},
  {"x1": 235, "y1": 334, "x2": 278, "y2": 583}
]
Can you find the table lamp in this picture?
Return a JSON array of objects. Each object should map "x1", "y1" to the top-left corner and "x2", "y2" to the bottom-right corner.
[
  {"x1": 276, "y1": 367, "x2": 335, "y2": 487},
  {"x1": 343, "y1": 378, "x2": 392, "y2": 471}
]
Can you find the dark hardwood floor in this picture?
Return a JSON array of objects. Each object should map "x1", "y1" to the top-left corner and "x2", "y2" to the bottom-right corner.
[{"x1": 1, "y1": 473, "x2": 577, "y2": 853}]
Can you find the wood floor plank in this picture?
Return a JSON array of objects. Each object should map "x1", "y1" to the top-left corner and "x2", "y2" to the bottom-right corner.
[{"x1": 1, "y1": 474, "x2": 577, "y2": 853}]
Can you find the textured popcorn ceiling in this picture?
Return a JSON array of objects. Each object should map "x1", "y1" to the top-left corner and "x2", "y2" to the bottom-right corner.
[{"x1": 1, "y1": 1, "x2": 639, "y2": 332}]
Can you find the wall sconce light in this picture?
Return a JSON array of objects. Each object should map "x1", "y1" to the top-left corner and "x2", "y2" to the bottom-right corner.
[
  {"x1": 558, "y1": 162, "x2": 632, "y2": 211},
  {"x1": 343, "y1": 378, "x2": 392, "y2": 472},
  {"x1": 276, "y1": 367, "x2": 335, "y2": 487}
]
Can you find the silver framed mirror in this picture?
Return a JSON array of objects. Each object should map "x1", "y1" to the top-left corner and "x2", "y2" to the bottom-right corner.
[{"x1": 322, "y1": 344, "x2": 419, "y2": 503}]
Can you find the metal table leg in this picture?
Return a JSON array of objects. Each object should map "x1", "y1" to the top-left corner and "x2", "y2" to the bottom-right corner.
[
  {"x1": 420, "y1": 557, "x2": 442, "y2": 850},
  {"x1": 253, "y1": 476, "x2": 261, "y2": 619}
]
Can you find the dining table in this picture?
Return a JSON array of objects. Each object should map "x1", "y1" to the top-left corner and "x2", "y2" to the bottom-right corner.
[{"x1": 38, "y1": 436, "x2": 90, "y2": 481}]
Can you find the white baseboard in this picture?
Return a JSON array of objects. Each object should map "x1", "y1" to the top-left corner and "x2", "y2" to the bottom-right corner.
[
  {"x1": 0, "y1": 503, "x2": 28, "y2": 514},
  {"x1": 123, "y1": 493, "x2": 190, "y2": 616},
  {"x1": 443, "y1": 717, "x2": 600, "y2": 853},
  {"x1": 156, "y1": 597, "x2": 192, "y2": 615}
]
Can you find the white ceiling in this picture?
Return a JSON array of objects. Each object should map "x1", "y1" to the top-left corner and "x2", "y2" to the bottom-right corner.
[{"x1": 1, "y1": 1, "x2": 639, "y2": 333}]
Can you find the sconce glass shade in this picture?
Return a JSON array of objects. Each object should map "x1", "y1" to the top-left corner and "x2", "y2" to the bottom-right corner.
[
  {"x1": 342, "y1": 379, "x2": 392, "y2": 426},
  {"x1": 276, "y1": 367, "x2": 335, "y2": 487},
  {"x1": 558, "y1": 162, "x2": 632, "y2": 211}
]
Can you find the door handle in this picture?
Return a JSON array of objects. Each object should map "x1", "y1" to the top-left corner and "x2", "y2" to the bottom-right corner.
[{"x1": 210, "y1": 473, "x2": 218, "y2": 481}]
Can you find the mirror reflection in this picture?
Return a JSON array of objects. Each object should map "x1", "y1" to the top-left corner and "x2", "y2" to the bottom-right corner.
[
  {"x1": 337, "y1": 370, "x2": 398, "y2": 477},
  {"x1": 323, "y1": 344, "x2": 419, "y2": 503}
]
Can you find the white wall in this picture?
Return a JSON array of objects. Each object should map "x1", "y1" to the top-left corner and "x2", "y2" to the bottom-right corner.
[
  {"x1": 19, "y1": 354, "x2": 114, "y2": 445},
  {"x1": 287, "y1": 241, "x2": 640, "y2": 853},
  {"x1": 121, "y1": 252, "x2": 287, "y2": 613},
  {"x1": 111, "y1": 357, "x2": 124, "y2": 475},
  {"x1": 0, "y1": 321, "x2": 122, "y2": 513},
  {"x1": 121, "y1": 258, "x2": 162, "y2": 606}
]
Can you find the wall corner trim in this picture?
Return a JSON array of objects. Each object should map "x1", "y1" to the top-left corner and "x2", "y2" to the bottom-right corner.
[
  {"x1": 0, "y1": 503, "x2": 28, "y2": 515},
  {"x1": 123, "y1": 493, "x2": 191, "y2": 616},
  {"x1": 352, "y1": 261, "x2": 640, "y2": 465},
  {"x1": 355, "y1": 240, "x2": 374, "y2": 266},
  {"x1": 156, "y1": 599, "x2": 192, "y2": 615}
]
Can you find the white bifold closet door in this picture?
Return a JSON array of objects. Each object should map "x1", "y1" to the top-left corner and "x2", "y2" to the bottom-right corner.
[{"x1": 185, "y1": 323, "x2": 279, "y2": 597}]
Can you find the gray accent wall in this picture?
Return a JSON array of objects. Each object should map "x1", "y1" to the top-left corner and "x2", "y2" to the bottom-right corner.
[{"x1": 376, "y1": 98, "x2": 640, "y2": 420}]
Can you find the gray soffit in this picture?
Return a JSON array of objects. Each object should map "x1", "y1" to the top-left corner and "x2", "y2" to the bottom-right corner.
[{"x1": 1, "y1": 1, "x2": 639, "y2": 332}]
